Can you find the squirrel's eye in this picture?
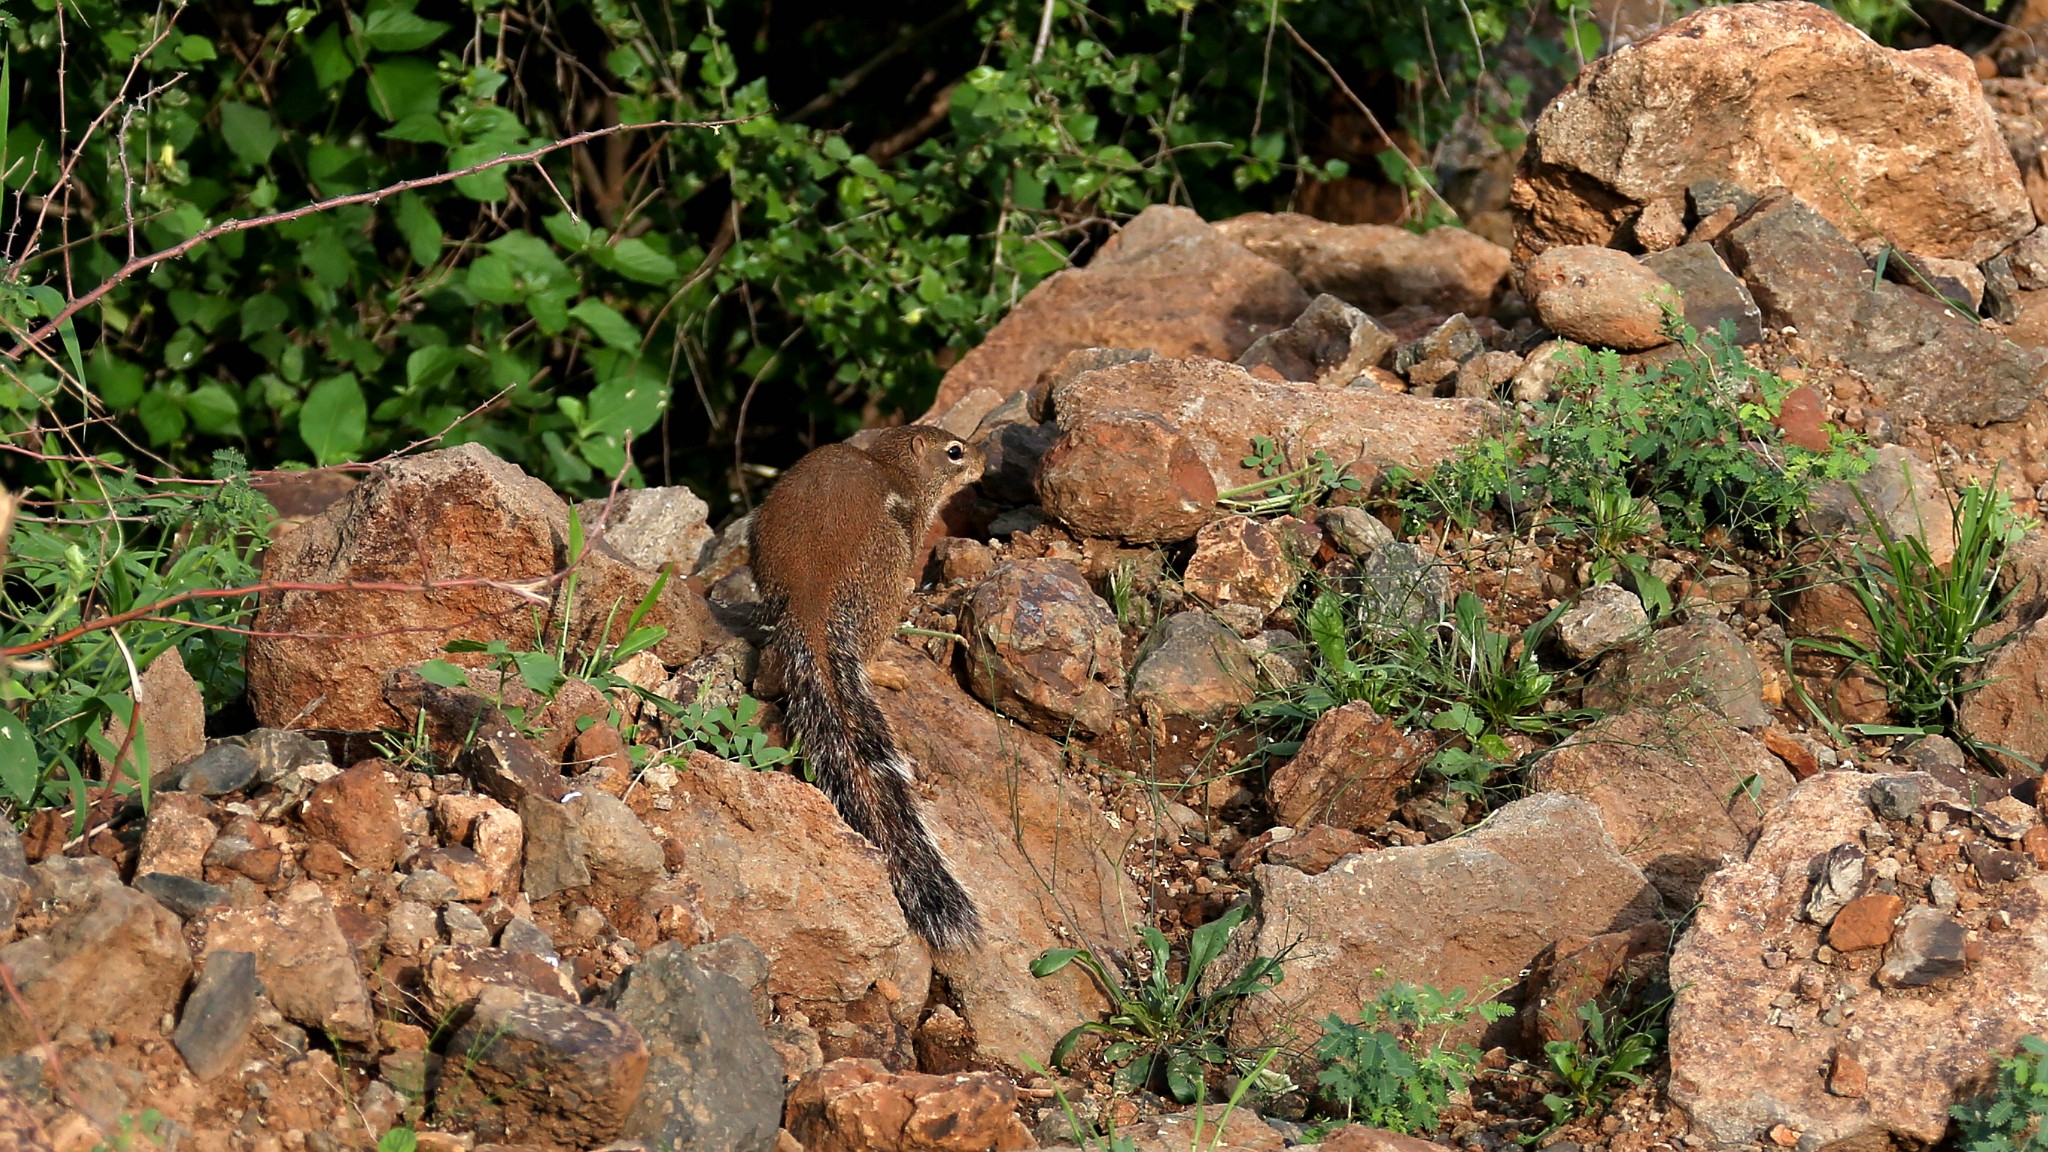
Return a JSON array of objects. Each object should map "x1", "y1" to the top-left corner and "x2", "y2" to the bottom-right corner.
[{"x1": 945, "y1": 442, "x2": 965, "y2": 462}]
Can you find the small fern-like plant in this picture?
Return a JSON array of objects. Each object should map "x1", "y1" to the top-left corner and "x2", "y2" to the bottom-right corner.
[
  {"x1": 1953, "y1": 1036, "x2": 2048, "y2": 1152},
  {"x1": 1313, "y1": 981, "x2": 1512, "y2": 1134}
]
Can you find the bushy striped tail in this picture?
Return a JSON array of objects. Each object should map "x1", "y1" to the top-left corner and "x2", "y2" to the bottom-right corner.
[{"x1": 778, "y1": 625, "x2": 982, "y2": 950}]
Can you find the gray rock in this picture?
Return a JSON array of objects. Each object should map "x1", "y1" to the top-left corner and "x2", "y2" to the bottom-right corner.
[
  {"x1": 1584, "y1": 617, "x2": 1770, "y2": 729},
  {"x1": 500, "y1": 917, "x2": 559, "y2": 958},
  {"x1": 174, "y1": 744, "x2": 258, "y2": 796},
  {"x1": 975, "y1": 420, "x2": 1059, "y2": 507},
  {"x1": 225, "y1": 729, "x2": 331, "y2": 784},
  {"x1": 1983, "y1": 253, "x2": 2020, "y2": 324},
  {"x1": 1237, "y1": 293, "x2": 1398, "y2": 385},
  {"x1": 572, "y1": 791, "x2": 667, "y2": 896},
  {"x1": 577, "y1": 486, "x2": 717, "y2": 574},
  {"x1": 1509, "y1": 339, "x2": 1580, "y2": 404},
  {"x1": 2012, "y1": 227, "x2": 2048, "y2": 290},
  {"x1": 1555, "y1": 583, "x2": 1650, "y2": 662},
  {"x1": 1128, "y1": 612, "x2": 1260, "y2": 723},
  {"x1": 1356, "y1": 542, "x2": 1452, "y2": 634},
  {"x1": 1884, "y1": 251, "x2": 1984, "y2": 312},
  {"x1": 400, "y1": 869, "x2": 461, "y2": 907},
  {"x1": 1722, "y1": 197, "x2": 2043, "y2": 426},
  {"x1": 440, "y1": 985, "x2": 649, "y2": 1148},
  {"x1": 520, "y1": 794, "x2": 593, "y2": 901},
  {"x1": 132, "y1": 873, "x2": 229, "y2": 920},
  {"x1": 30, "y1": 857, "x2": 119, "y2": 907},
  {"x1": 1866, "y1": 776, "x2": 1924, "y2": 821},
  {"x1": 1802, "y1": 843, "x2": 1866, "y2": 926},
  {"x1": 1688, "y1": 180, "x2": 1757, "y2": 219},
  {"x1": 1875, "y1": 907, "x2": 1968, "y2": 988},
  {"x1": 1319, "y1": 506, "x2": 1393, "y2": 558},
  {"x1": 1642, "y1": 243, "x2": 1763, "y2": 344},
  {"x1": 603, "y1": 943, "x2": 783, "y2": 1152},
  {"x1": 0, "y1": 825, "x2": 29, "y2": 939},
  {"x1": 688, "y1": 937, "x2": 773, "y2": 1025},
  {"x1": 443, "y1": 902, "x2": 492, "y2": 947},
  {"x1": 385, "y1": 900, "x2": 441, "y2": 958},
  {"x1": 175, "y1": 951, "x2": 261, "y2": 1080},
  {"x1": 1394, "y1": 313, "x2": 1484, "y2": 374}
]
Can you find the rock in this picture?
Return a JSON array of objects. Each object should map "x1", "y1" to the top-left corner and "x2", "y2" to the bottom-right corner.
[
  {"x1": 1320, "y1": 1126, "x2": 1454, "y2": 1152},
  {"x1": 1265, "y1": 703, "x2": 1426, "y2": 834},
  {"x1": 131, "y1": 873, "x2": 228, "y2": 920},
  {"x1": 1866, "y1": 776, "x2": 1925, "y2": 822},
  {"x1": 875, "y1": 643, "x2": 1139, "y2": 1074},
  {"x1": 437, "y1": 985, "x2": 649, "y2": 1149},
  {"x1": 0, "y1": 827, "x2": 25, "y2": 941},
  {"x1": 418, "y1": 846, "x2": 493, "y2": 903},
  {"x1": 1584, "y1": 617, "x2": 1770, "y2": 730},
  {"x1": 520, "y1": 793, "x2": 592, "y2": 901},
  {"x1": 1320, "y1": 507, "x2": 1393, "y2": 558},
  {"x1": 1772, "y1": 384, "x2": 1833, "y2": 453},
  {"x1": 500, "y1": 917, "x2": 558, "y2": 957},
  {"x1": 1535, "y1": 706, "x2": 1793, "y2": 906},
  {"x1": 1554, "y1": 583, "x2": 1649, "y2": 662},
  {"x1": 1213, "y1": 213, "x2": 1511, "y2": 315},
  {"x1": 2015, "y1": 228, "x2": 2048, "y2": 291},
  {"x1": 1886, "y1": 252, "x2": 1986, "y2": 312},
  {"x1": 247, "y1": 442, "x2": 721, "y2": 732},
  {"x1": 32, "y1": 856, "x2": 119, "y2": 906},
  {"x1": 135, "y1": 794, "x2": 217, "y2": 880},
  {"x1": 174, "y1": 743, "x2": 258, "y2": 797},
  {"x1": 1959, "y1": 611, "x2": 2048, "y2": 774},
  {"x1": 974, "y1": 418, "x2": 1059, "y2": 507},
  {"x1": 1233, "y1": 793, "x2": 1659, "y2": 1048},
  {"x1": 783, "y1": 1059, "x2": 1034, "y2": 1152},
  {"x1": 1045, "y1": 357, "x2": 1500, "y2": 532},
  {"x1": 1875, "y1": 906, "x2": 1971, "y2": 988},
  {"x1": 1356, "y1": 542, "x2": 1451, "y2": 634},
  {"x1": 1632, "y1": 198, "x2": 1688, "y2": 253},
  {"x1": 642, "y1": 755, "x2": 930, "y2": 1065},
  {"x1": 1803, "y1": 843, "x2": 1867, "y2": 926},
  {"x1": 1641, "y1": 243, "x2": 1764, "y2": 345},
  {"x1": 576, "y1": 485, "x2": 716, "y2": 574},
  {"x1": 1393, "y1": 314, "x2": 1485, "y2": 374},
  {"x1": 0, "y1": 886, "x2": 191, "y2": 1055},
  {"x1": 1454, "y1": 350, "x2": 1524, "y2": 400},
  {"x1": 1033, "y1": 411, "x2": 1218, "y2": 544},
  {"x1": 959, "y1": 561, "x2": 1125, "y2": 737},
  {"x1": 1517, "y1": 923, "x2": 1670, "y2": 1048},
  {"x1": 1509, "y1": 339, "x2": 1580, "y2": 404},
  {"x1": 1118, "y1": 1105, "x2": 1288, "y2": 1152},
  {"x1": 96, "y1": 646, "x2": 205, "y2": 783},
  {"x1": 1721, "y1": 196, "x2": 2042, "y2": 426},
  {"x1": 1522, "y1": 246, "x2": 1678, "y2": 350},
  {"x1": 421, "y1": 944, "x2": 579, "y2": 1019},
  {"x1": 931, "y1": 205, "x2": 1310, "y2": 414},
  {"x1": 299, "y1": 761, "x2": 406, "y2": 873},
  {"x1": 571, "y1": 790, "x2": 667, "y2": 896},
  {"x1": 473, "y1": 804, "x2": 524, "y2": 896},
  {"x1": 174, "y1": 951, "x2": 261, "y2": 1080},
  {"x1": 1182, "y1": 516, "x2": 1315, "y2": 616},
  {"x1": 1668, "y1": 771, "x2": 2048, "y2": 1149},
  {"x1": 1264, "y1": 824, "x2": 1375, "y2": 874},
  {"x1": 1827, "y1": 892, "x2": 1903, "y2": 952},
  {"x1": 197, "y1": 884, "x2": 376, "y2": 1043},
  {"x1": 602, "y1": 942, "x2": 783, "y2": 1152},
  {"x1": 1236, "y1": 294, "x2": 1397, "y2": 385},
  {"x1": 1129, "y1": 612, "x2": 1260, "y2": 723},
  {"x1": 1513, "y1": 2, "x2": 2032, "y2": 265}
]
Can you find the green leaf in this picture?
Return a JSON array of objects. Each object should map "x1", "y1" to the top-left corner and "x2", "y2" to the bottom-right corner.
[
  {"x1": 415, "y1": 660, "x2": 470, "y2": 688},
  {"x1": 218, "y1": 102, "x2": 280, "y2": 166},
  {"x1": 368, "y1": 56, "x2": 442, "y2": 122},
  {"x1": 307, "y1": 25, "x2": 356, "y2": 88},
  {"x1": 300, "y1": 374, "x2": 367, "y2": 465},
  {"x1": 465, "y1": 254, "x2": 519, "y2": 303},
  {"x1": 1031, "y1": 949, "x2": 1085, "y2": 978},
  {"x1": 569, "y1": 299, "x2": 641, "y2": 351},
  {"x1": 362, "y1": 8, "x2": 451, "y2": 52},
  {"x1": 241, "y1": 293, "x2": 289, "y2": 337},
  {"x1": 136, "y1": 389, "x2": 187, "y2": 444},
  {"x1": 0, "y1": 710, "x2": 41, "y2": 808},
  {"x1": 185, "y1": 384, "x2": 242, "y2": 436},
  {"x1": 511, "y1": 651, "x2": 562, "y2": 696},
  {"x1": 88, "y1": 349, "x2": 145, "y2": 408},
  {"x1": 377, "y1": 1130, "x2": 418, "y2": 1152},
  {"x1": 605, "y1": 238, "x2": 679, "y2": 285},
  {"x1": 449, "y1": 142, "x2": 513, "y2": 202},
  {"x1": 392, "y1": 193, "x2": 443, "y2": 266},
  {"x1": 175, "y1": 34, "x2": 218, "y2": 63}
]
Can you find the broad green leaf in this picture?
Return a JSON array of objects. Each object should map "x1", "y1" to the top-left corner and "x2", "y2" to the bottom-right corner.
[
  {"x1": 363, "y1": 8, "x2": 450, "y2": 52},
  {"x1": 368, "y1": 56, "x2": 442, "y2": 122},
  {"x1": 219, "y1": 102, "x2": 280, "y2": 166},
  {"x1": 406, "y1": 346, "x2": 463, "y2": 391},
  {"x1": 175, "y1": 35, "x2": 218, "y2": 63},
  {"x1": 605, "y1": 238, "x2": 678, "y2": 285},
  {"x1": 88, "y1": 349, "x2": 145, "y2": 408},
  {"x1": 0, "y1": 711, "x2": 40, "y2": 808},
  {"x1": 307, "y1": 26, "x2": 355, "y2": 88},
  {"x1": 136, "y1": 389, "x2": 187, "y2": 444},
  {"x1": 393, "y1": 193, "x2": 444, "y2": 265},
  {"x1": 465, "y1": 254, "x2": 518, "y2": 303},
  {"x1": 511, "y1": 651, "x2": 562, "y2": 695},
  {"x1": 185, "y1": 384, "x2": 241, "y2": 436},
  {"x1": 569, "y1": 299, "x2": 641, "y2": 351},
  {"x1": 448, "y1": 142, "x2": 512, "y2": 202},
  {"x1": 415, "y1": 660, "x2": 469, "y2": 688},
  {"x1": 300, "y1": 374, "x2": 367, "y2": 465},
  {"x1": 240, "y1": 293, "x2": 289, "y2": 336}
]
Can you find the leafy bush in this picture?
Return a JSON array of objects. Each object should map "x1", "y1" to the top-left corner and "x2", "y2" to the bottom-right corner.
[
  {"x1": 1540, "y1": 1000, "x2": 1662, "y2": 1131},
  {"x1": 1953, "y1": 1035, "x2": 2048, "y2": 1152},
  {"x1": 1313, "y1": 981, "x2": 1512, "y2": 1134},
  {"x1": 1789, "y1": 475, "x2": 2025, "y2": 749},
  {"x1": 1033, "y1": 903, "x2": 1284, "y2": 1104}
]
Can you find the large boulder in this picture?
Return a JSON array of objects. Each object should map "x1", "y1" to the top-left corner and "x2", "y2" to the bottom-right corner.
[
  {"x1": 876, "y1": 643, "x2": 1140, "y2": 1075},
  {"x1": 0, "y1": 886, "x2": 190, "y2": 1055},
  {"x1": 1037, "y1": 357, "x2": 1499, "y2": 543},
  {"x1": 1533, "y1": 706, "x2": 1795, "y2": 906},
  {"x1": 1212, "y1": 213, "x2": 1510, "y2": 316},
  {"x1": 1669, "y1": 772, "x2": 2048, "y2": 1148},
  {"x1": 1232, "y1": 793, "x2": 1660, "y2": 1048},
  {"x1": 247, "y1": 443, "x2": 723, "y2": 732},
  {"x1": 931, "y1": 206, "x2": 1310, "y2": 413},
  {"x1": 1513, "y1": 1, "x2": 2033, "y2": 265}
]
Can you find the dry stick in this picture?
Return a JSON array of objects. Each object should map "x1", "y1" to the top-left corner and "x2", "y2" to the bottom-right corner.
[
  {"x1": 4, "y1": 115, "x2": 754, "y2": 361},
  {"x1": 1279, "y1": 20, "x2": 1461, "y2": 223}
]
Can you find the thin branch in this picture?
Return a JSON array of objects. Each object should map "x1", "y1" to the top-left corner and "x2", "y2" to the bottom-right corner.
[
  {"x1": 1279, "y1": 20, "x2": 1460, "y2": 223},
  {"x1": 1033, "y1": 0, "x2": 1058, "y2": 66},
  {"x1": 4, "y1": 115, "x2": 755, "y2": 361}
]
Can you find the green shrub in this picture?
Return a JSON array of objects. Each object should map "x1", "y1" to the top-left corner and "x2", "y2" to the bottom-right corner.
[
  {"x1": 1953, "y1": 1035, "x2": 2048, "y2": 1152},
  {"x1": 1313, "y1": 981, "x2": 1512, "y2": 1134},
  {"x1": 1540, "y1": 1000, "x2": 1663, "y2": 1132}
]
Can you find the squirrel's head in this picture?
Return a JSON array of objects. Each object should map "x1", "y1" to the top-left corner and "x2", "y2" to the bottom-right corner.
[{"x1": 868, "y1": 424, "x2": 985, "y2": 499}]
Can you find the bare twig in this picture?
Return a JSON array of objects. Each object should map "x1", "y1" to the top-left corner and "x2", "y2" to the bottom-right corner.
[
  {"x1": 1033, "y1": 0, "x2": 1058, "y2": 65},
  {"x1": 4, "y1": 115, "x2": 755, "y2": 361},
  {"x1": 1279, "y1": 20, "x2": 1461, "y2": 223}
]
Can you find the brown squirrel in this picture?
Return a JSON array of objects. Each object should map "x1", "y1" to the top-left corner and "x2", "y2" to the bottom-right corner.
[{"x1": 748, "y1": 425, "x2": 985, "y2": 949}]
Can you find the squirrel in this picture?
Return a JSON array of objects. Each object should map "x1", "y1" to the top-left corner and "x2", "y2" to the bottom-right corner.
[{"x1": 748, "y1": 425, "x2": 986, "y2": 950}]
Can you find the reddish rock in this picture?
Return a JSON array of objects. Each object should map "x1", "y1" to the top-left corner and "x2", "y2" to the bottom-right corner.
[
  {"x1": 1773, "y1": 386, "x2": 1833, "y2": 453},
  {"x1": 299, "y1": 761, "x2": 407, "y2": 873},
  {"x1": 1961, "y1": 612, "x2": 2048, "y2": 774},
  {"x1": 421, "y1": 943, "x2": 579, "y2": 1019},
  {"x1": 1827, "y1": 892, "x2": 1904, "y2": 952},
  {"x1": 959, "y1": 560, "x2": 1125, "y2": 737},
  {"x1": 1213, "y1": 213, "x2": 1510, "y2": 316},
  {"x1": 1033, "y1": 411, "x2": 1218, "y2": 544},
  {"x1": 247, "y1": 443, "x2": 722, "y2": 732},
  {"x1": 1265, "y1": 703, "x2": 1426, "y2": 835},
  {"x1": 1518, "y1": 923, "x2": 1669, "y2": 1048},
  {"x1": 1264, "y1": 824, "x2": 1375, "y2": 874},
  {"x1": 198, "y1": 884, "x2": 376, "y2": 1043},
  {"x1": 1828, "y1": 1049, "x2": 1868, "y2": 1099},
  {"x1": 931, "y1": 205, "x2": 1309, "y2": 414},
  {"x1": 135, "y1": 793, "x2": 218, "y2": 880},
  {"x1": 1633, "y1": 198, "x2": 1687, "y2": 252},
  {"x1": 1513, "y1": 2, "x2": 2031, "y2": 265},
  {"x1": 1521, "y1": 246, "x2": 1677, "y2": 351},
  {"x1": 1182, "y1": 516, "x2": 1317, "y2": 615},
  {"x1": 1320, "y1": 1127, "x2": 1453, "y2": 1152},
  {"x1": 0, "y1": 886, "x2": 191, "y2": 1055},
  {"x1": 783, "y1": 1059, "x2": 1034, "y2": 1152},
  {"x1": 1761, "y1": 727, "x2": 1821, "y2": 781},
  {"x1": 1120, "y1": 1105, "x2": 1289, "y2": 1152},
  {"x1": 96, "y1": 646, "x2": 206, "y2": 783},
  {"x1": 438, "y1": 985, "x2": 649, "y2": 1149}
]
